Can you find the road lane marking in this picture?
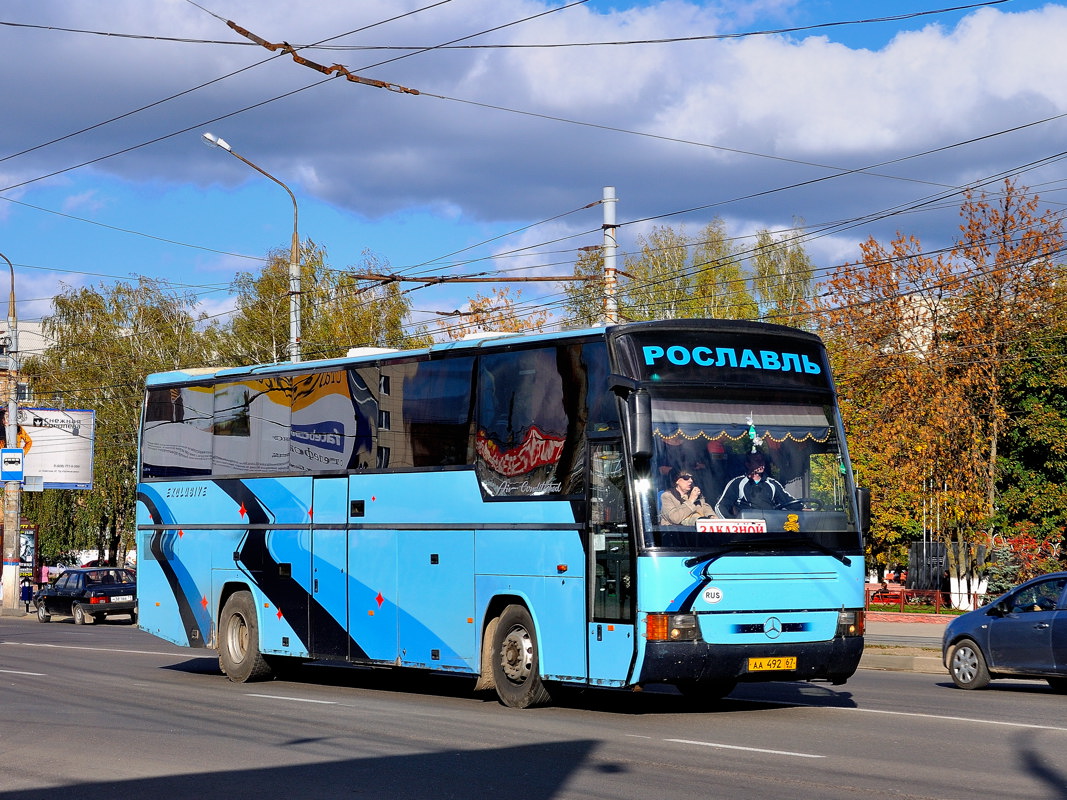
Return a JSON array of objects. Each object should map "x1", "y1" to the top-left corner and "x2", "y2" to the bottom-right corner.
[
  {"x1": 742, "y1": 697, "x2": 1067, "y2": 733},
  {"x1": 1, "y1": 641, "x2": 193, "y2": 657},
  {"x1": 0, "y1": 668, "x2": 46, "y2": 676},
  {"x1": 248, "y1": 693, "x2": 338, "y2": 705},
  {"x1": 665, "y1": 738, "x2": 824, "y2": 759},
  {"x1": 842, "y1": 705, "x2": 1067, "y2": 732}
]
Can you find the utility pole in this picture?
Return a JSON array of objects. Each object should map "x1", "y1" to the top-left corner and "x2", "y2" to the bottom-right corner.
[
  {"x1": 0, "y1": 251, "x2": 20, "y2": 614},
  {"x1": 602, "y1": 187, "x2": 619, "y2": 324}
]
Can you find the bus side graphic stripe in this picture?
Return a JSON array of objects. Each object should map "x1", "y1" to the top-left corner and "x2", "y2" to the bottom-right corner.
[
  {"x1": 212, "y1": 479, "x2": 370, "y2": 661},
  {"x1": 137, "y1": 490, "x2": 210, "y2": 647}
]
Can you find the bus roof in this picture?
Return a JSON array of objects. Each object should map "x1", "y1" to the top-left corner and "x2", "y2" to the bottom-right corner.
[
  {"x1": 145, "y1": 325, "x2": 610, "y2": 387},
  {"x1": 144, "y1": 319, "x2": 823, "y2": 388}
]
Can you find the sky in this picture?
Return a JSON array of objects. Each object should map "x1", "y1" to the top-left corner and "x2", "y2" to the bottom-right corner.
[{"x1": 1, "y1": 0, "x2": 1065, "y2": 349}]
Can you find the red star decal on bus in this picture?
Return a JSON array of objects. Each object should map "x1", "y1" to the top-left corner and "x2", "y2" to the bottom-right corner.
[
  {"x1": 201, "y1": 596, "x2": 208, "y2": 609},
  {"x1": 376, "y1": 592, "x2": 384, "y2": 607},
  {"x1": 238, "y1": 502, "x2": 247, "y2": 518},
  {"x1": 178, "y1": 529, "x2": 184, "y2": 538}
]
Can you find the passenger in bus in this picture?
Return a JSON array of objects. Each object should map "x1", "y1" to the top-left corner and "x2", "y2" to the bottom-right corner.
[
  {"x1": 714, "y1": 452, "x2": 797, "y2": 518},
  {"x1": 659, "y1": 468, "x2": 718, "y2": 525}
]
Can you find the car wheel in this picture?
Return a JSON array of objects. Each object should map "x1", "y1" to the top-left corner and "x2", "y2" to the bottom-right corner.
[
  {"x1": 948, "y1": 639, "x2": 991, "y2": 689},
  {"x1": 218, "y1": 591, "x2": 274, "y2": 683},
  {"x1": 36, "y1": 604, "x2": 51, "y2": 623},
  {"x1": 72, "y1": 605, "x2": 87, "y2": 625},
  {"x1": 490, "y1": 604, "x2": 552, "y2": 709}
]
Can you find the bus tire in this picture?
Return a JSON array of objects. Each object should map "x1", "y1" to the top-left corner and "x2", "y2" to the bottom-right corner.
[
  {"x1": 491, "y1": 604, "x2": 551, "y2": 709},
  {"x1": 218, "y1": 591, "x2": 274, "y2": 683}
]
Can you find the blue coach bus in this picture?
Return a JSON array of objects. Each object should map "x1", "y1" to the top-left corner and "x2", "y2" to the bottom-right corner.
[{"x1": 136, "y1": 319, "x2": 868, "y2": 708}]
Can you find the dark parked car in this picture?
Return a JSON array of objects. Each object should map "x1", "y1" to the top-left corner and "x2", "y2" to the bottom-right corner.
[
  {"x1": 34, "y1": 567, "x2": 137, "y2": 625},
  {"x1": 943, "y1": 572, "x2": 1067, "y2": 691}
]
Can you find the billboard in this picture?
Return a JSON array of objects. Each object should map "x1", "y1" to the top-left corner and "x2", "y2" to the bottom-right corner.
[{"x1": 16, "y1": 408, "x2": 95, "y2": 490}]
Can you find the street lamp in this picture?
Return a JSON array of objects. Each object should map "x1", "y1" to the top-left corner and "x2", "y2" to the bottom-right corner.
[
  {"x1": 0, "y1": 250, "x2": 20, "y2": 613},
  {"x1": 202, "y1": 132, "x2": 301, "y2": 362}
]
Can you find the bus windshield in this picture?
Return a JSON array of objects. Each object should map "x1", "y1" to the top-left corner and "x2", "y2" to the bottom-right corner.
[{"x1": 641, "y1": 396, "x2": 860, "y2": 552}]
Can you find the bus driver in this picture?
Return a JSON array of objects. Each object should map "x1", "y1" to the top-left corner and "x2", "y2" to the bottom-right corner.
[{"x1": 714, "y1": 452, "x2": 796, "y2": 518}]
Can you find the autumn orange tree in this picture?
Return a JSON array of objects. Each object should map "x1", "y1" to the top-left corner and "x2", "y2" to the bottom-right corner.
[
  {"x1": 813, "y1": 180, "x2": 1065, "y2": 575},
  {"x1": 436, "y1": 285, "x2": 550, "y2": 340}
]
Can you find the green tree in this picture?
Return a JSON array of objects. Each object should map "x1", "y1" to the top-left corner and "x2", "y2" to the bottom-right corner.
[
  {"x1": 690, "y1": 219, "x2": 757, "y2": 320},
  {"x1": 223, "y1": 242, "x2": 428, "y2": 363},
  {"x1": 562, "y1": 219, "x2": 769, "y2": 324},
  {"x1": 562, "y1": 247, "x2": 607, "y2": 327},
  {"x1": 621, "y1": 225, "x2": 693, "y2": 320},
  {"x1": 751, "y1": 224, "x2": 815, "y2": 327},
  {"x1": 21, "y1": 278, "x2": 219, "y2": 563}
]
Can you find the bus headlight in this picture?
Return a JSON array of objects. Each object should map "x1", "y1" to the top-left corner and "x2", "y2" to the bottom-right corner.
[
  {"x1": 837, "y1": 609, "x2": 865, "y2": 637},
  {"x1": 646, "y1": 613, "x2": 700, "y2": 642}
]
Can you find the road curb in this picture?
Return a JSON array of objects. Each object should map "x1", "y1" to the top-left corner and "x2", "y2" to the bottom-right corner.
[{"x1": 860, "y1": 652, "x2": 943, "y2": 674}]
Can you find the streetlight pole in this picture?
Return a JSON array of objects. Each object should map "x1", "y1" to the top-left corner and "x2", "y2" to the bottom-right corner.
[
  {"x1": 202, "y1": 132, "x2": 301, "y2": 362},
  {"x1": 0, "y1": 251, "x2": 20, "y2": 613}
]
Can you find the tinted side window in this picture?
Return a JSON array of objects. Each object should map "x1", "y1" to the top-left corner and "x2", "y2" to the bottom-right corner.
[
  {"x1": 213, "y1": 377, "x2": 291, "y2": 476},
  {"x1": 290, "y1": 369, "x2": 376, "y2": 472},
  {"x1": 475, "y1": 346, "x2": 586, "y2": 497},
  {"x1": 397, "y1": 358, "x2": 474, "y2": 468},
  {"x1": 141, "y1": 384, "x2": 214, "y2": 478}
]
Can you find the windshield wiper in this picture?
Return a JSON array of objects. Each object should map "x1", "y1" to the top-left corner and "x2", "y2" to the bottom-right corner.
[{"x1": 684, "y1": 536, "x2": 851, "y2": 568}]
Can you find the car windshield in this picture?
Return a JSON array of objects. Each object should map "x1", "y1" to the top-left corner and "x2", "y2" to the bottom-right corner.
[{"x1": 638, "y1": 396, "x2": 861, "y2": 552}]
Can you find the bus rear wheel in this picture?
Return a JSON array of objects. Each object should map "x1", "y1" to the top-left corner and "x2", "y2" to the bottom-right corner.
[
  {"x1": 218, "y1": 591, "x2": 273, "y2": 683},
  {"x1": 491, "y1": 604, "x2": 551, "y2": 709}
]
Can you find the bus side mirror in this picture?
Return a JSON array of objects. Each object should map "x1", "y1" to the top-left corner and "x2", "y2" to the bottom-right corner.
[
  {"x1": 627, "y1": 389, "x2": 652, "y2": 461},
  {"x1": 856, "y1": 487, "x2": 871, "y2": 535},
  {"x1": 610, "y1": 375, "x2": 652, "y2": 462}
]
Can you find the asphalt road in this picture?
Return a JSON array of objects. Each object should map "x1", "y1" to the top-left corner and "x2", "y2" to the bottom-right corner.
[{"x1": 1, "y1": 616, "x2": 1064, "y2": 800}]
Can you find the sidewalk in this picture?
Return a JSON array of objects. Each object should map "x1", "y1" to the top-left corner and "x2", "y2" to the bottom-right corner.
[{"x1": 861, "y1": 613, "x2": 951, "y2": 675}]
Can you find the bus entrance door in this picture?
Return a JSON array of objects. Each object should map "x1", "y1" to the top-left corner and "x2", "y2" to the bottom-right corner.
[
  {"x1": 309, "y1": 477, "x2": 350, "y2": 659},
  {"x1": 587, "y1": 442, "x2": 636, "y2": 686}
]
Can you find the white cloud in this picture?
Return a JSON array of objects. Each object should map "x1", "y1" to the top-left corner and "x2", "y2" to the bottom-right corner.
[{"x1": 0, "y1": 0, "x2": 1065, "y2": 322}]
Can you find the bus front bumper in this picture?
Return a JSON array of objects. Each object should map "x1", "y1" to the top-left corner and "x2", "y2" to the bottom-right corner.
[{"x1": 638, "y1": 636, "x2": 864, "y2": 686}]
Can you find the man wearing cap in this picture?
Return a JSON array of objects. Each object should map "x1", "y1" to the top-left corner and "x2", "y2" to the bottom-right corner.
[{"x1": 714, "y1": 452, "x2": 797, "y2": 518}]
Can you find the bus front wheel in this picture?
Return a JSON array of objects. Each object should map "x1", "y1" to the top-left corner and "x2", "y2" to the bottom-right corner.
[
  {"x1": 491, "y1": 604, "x2": 551, "y2": 709},
  {"x1": 218, "y1": 591, "x2": 274, "y2": 683}
]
